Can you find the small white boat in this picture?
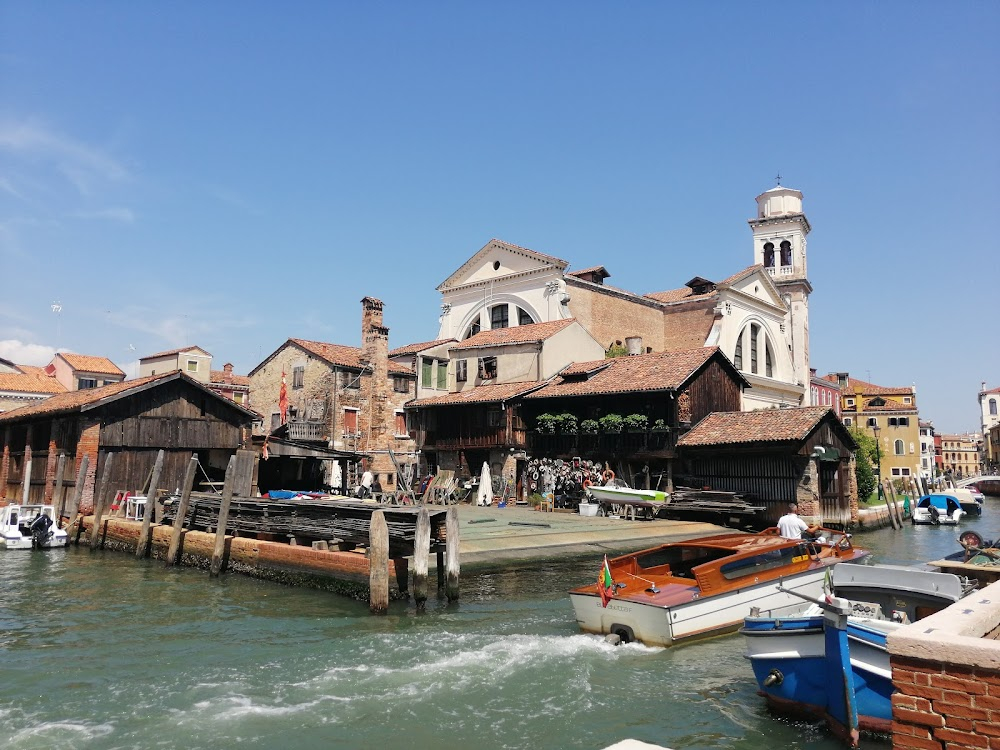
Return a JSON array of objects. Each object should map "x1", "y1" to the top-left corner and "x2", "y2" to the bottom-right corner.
[
  {"x1": 912, "y1": 494, "x2": 965, "y2": 525},
  {"x1": 0, "y1": 504, "x2": 69, "y2": 550},
  {"x1": 586, "y1": 484, "x2": 668, "y2": 505}
]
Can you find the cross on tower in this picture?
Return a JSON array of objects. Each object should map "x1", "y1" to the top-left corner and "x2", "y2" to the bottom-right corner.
[{"x1": 775, "y1": 172, "x2": 782, "y2": 185}]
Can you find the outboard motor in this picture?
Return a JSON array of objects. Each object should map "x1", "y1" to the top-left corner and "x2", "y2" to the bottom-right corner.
[{"x1": 29, "y1": 513, "x2": 53, "y2": 549}]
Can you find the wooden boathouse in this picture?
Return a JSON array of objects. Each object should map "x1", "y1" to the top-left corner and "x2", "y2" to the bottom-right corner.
[
  {"x1": 0, "y1": 371, "x2": 258, "y2": 513},
  {"x1": 675, "y1": 406, "x2": 859, "y2": 527}
]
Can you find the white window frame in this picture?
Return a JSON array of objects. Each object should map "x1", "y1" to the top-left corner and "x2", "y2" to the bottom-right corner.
[{"x1": 186, "y1": 359, "x2": 199, "y2": 372}]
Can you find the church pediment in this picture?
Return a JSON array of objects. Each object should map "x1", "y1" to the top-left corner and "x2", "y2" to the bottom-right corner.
[
  {"x1": 436, "y1": 239, "x2": 569, "y2": 291},
  {"x1": 722, "y1": 266, "x2": 786, "y2": 309}
]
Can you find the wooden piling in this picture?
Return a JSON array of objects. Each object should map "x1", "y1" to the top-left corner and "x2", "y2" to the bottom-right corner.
[
  {"x1": 413, "y1": 507, "x2": 430, "y2": 606},
  {"x1": 52, "y1": 453, "x2": 66, "y2": 514},
  {"x1": 436, "y1": 549, "x2": 445, "y2": 593},
  {"x1": 70, "y1": 454, "x2": 89, "y2": 542},
  {"x1": 209, "y1": 456, "x2": 236, "y2": 577},
  {"x1": 369, "y1": 510, "x2": 390, "y2": 615},
  {"x1": 20, "y1": 456, "x2": 32, "y2": 504},
  {"x1": 136, "y1": 449, "x2": 165, "y2": 559},
  {"x1": 166, "y1": 454, "x2": 199, "y2": 566},
  {"x1": 90, "y1": 453, "x2": 114, "y2": 550},
  {"x1": 445, "y1": 506, "x2": 460, "y2": 602}
]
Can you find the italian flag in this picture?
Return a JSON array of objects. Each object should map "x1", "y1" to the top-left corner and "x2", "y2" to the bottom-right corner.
[{"x1": 599, "y1": 555, "x2": 614, "y2": 607}]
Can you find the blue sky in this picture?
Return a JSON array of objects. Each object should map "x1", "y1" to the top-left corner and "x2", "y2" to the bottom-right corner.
[{"x1": 1, "y1": 2, "x2": 997, "y2": 433}]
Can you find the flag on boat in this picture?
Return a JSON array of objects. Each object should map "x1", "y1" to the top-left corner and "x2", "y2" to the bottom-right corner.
[
  {"x1": 278, "y1": 370, "x2": 289, "y2": 424},
  {"x1": 599, "y1": 555, "x2": 614, "y2": 607}
]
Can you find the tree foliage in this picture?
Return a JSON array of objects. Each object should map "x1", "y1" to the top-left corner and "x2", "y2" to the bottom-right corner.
[{"x1": 849, "y1": 426, "x2": 879, "y2": 501}]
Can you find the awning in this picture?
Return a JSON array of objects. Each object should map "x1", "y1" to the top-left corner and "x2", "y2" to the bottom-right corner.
[{"x1": 811, "y1": 445, "x2": 842, "y2": 462}]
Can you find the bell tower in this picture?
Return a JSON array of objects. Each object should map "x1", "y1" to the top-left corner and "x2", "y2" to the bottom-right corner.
[{"x1": 748, "y1": 184, "x2": 812, "y2": 400}]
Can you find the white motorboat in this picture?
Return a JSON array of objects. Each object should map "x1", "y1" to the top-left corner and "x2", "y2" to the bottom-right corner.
[
  {"x1": 586, "y1": 484, "x2": 668, "y2": 505},
  {"x1": 912, "y1": 494, "x2": 965, "y2": 525},
  {"x1": 0, "y1": 503, "x2": 69, "y2": 550}
]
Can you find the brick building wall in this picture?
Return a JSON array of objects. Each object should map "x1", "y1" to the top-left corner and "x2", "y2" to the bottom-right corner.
[
  {"x1": 75, "y1": 419, "x2": 101, "y2": 513},
  {"x1": 565, "y1": 280, "x2": 665, "y2": 352}
]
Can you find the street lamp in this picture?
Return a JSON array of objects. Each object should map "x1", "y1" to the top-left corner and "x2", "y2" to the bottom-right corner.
[{"x1": 871, "y1": 422, "x2": 883, "y2": 500}]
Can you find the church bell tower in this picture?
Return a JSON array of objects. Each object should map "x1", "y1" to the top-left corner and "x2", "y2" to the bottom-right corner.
[{"x1": 748, "y1": 185, "x2": 812, "y2": 398}]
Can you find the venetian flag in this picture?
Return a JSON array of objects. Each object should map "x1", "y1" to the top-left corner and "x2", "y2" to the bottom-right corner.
[
  {"x1": 278, "y1": 370, "x2": 289, "y2": 424},
  {"x1": 599, "y1": 555, "x2": 614, "y2": 607}
]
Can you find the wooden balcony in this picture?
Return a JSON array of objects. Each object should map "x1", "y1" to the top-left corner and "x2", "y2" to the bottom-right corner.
[
  {"x1": 420, "y1": 427, "x2": 527, "y2": 451},
  {"x1": 287, "y1": 421, "x2": 325, "y2": 442},
  {"x1": 529, "y1": 429, "x2": 677, "y2": 457}
]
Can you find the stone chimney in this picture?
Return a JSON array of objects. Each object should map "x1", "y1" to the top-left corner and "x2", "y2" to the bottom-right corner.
[
  {"x1": 360, "y1": 297, "x2": 390, "y2": 447},
  {"x1": 625, "y1": 336, "x2": 643, "y2": 355},
  {"x1": 223, "y1": 362, "x2": 234, "y2": 385}
]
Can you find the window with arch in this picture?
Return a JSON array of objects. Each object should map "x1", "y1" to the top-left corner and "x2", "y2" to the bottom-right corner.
[
  {"x1": 894, "y1": 439, "x2": 904, "y2": 456},
  {"x1": 763, "y1": 242, "x2": 775, "y2": 267},
  {"x1": 490, "y1": 304, "x2": 509, "y2": 329},
  {"x1": 517, "y1": 307, "x2": 534, "y2": 326},
  {"x1": 733, "y1": 330, "x2": 743, "y2": 370},
  {"x1": 991, "y1": 398, "x2": 998, "y2": 416},
  {"x1": 750, "y1": 324, "x2": 759, "y2": 374},
  {"x1": 780, "y1": 240, "x2": 792, "y2": 266},
  {"x1": 765, "y1": 341, "x2": 773, "y2": 377},
  {"x1": 464, "y1": 319, "x2": 481, "y2": 339}
]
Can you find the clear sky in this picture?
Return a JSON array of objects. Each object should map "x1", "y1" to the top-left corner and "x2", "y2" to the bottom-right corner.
[{"x1": 1, "y1": 2, "x2": 997, "y2": 434}]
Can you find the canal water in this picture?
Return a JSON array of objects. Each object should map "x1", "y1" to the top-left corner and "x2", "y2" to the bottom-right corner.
[{"x1": 1, "y1": 512, "x2": 993, "y2": 750}]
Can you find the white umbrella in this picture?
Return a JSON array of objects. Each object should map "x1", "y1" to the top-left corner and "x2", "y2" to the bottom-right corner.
[{"x1": 477, "y1": 462, "x2": 494, "y2": 506}]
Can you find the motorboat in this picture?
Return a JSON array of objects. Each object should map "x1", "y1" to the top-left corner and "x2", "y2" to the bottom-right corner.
[
  {"x1": 948, "y1": 487, "x2": 984, "y2": 517},
  {"x1": 742, "y1": 564, "x2": 975, "y2": 746},
  {"x1": 568, "y1": 527, "x2": 868, "y2": 647},
  {"x1": 0, "y1": 503, "x2": 69, "y2": 550},
  {"x1": 912, "y1": 494, "x2": 965, "y2": 525},
  {"x1": 584, "y1": 483, "x2": 669, "y2": 520}
]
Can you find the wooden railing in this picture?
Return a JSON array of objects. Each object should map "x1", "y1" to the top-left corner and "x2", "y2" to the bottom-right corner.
[
  {"x1": 421, "y1": 428, "x2": 527, "y2": 450},
  {"x1": 287, "y1": 421, "x2": 325, "y2": 441},
  {"x1": 529, "y1": 429, "x2": 677, "y2": 456}
]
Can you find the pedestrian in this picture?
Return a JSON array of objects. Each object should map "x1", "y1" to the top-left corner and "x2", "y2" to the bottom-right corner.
[{"x1": 777, "y1": 503, "x2": 817, "y2": 540}]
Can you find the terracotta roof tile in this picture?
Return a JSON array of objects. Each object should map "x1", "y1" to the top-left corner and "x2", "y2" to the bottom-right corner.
[
  {"x1": 524, "y1": 347, "x2": 721, "y2": 399},
  {"x1": 291, "y1": 339, "x2": 413, "y2": 375},
  {"x1": 389, "y1": 338, "x2": 457, "y2": 358},
  {"x1": 209, "y1": 370, "x2": 250, "y2": 387},
  {"x1": 677, "y1": 406, "x2": 834, "y2": 446},
  {"x1": 0, "y1": 369, "x2": 67, "y2": 395},
  {"x1": 409, "y1": 381, "x2": 545, "y2": 407},
  {"x1": 862, "y1": 396, "x2": 916, "y2": 412},
  {"x1": 644, "y1": 266, "x2": 763, "y2": 305},
  {"x1": 58, "y1": 353, "x2": 125, "y2": 376},
  {"x1": 567, "y1": 265, "x2": 610, "y2": 279},
  {"x1": 0, "y1": 373, "x2": 166, "y2": 422},
  {"x1": 141, "y1": 346, "x2": 211, "y2": 360},
  {"x1": 450, "y1": 319, "x2": 576, "y2": 351},
  {"x1": 821, "y1": 374, "x2": 915, "y2": 396}
]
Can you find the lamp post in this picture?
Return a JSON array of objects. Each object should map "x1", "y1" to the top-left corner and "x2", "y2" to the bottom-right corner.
[{"x1": 871, "y1": 423, "x2": 883, "y2": 501}]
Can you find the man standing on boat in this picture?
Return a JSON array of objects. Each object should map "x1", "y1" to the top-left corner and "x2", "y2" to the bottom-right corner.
[{"x1": 777, "y1": 503, "x2": 817, "y2": 539}]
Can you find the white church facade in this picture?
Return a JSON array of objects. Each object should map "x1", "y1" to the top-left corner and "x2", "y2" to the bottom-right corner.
[{"x1": 432, "y1": 185, "x2": 815, "y2": 411}]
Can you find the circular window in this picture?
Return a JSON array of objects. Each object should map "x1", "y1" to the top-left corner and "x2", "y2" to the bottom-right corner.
[{"x1": 493, "y1": 261, "x2": 501, "y2": 270}]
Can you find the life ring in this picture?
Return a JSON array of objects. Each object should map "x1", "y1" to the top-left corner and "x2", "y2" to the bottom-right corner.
[
  {"x1": 582, "y1": 479, "x2": 592, "y2": 489},
  {"x1": 602, "y1": 469, "x2": 615, "y2": 483}
]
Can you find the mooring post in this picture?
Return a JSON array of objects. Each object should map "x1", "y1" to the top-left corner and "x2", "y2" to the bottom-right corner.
[
  {"x1": 70, "y1": 454, "x2": 89, "y2": 543},
  {"x1": 20, "y1": 456, "x2": 32, "y2": 504},
  {"x1": 136, "y1": 449, "x2": 165, "y2": 559},
  {"x1": 90, "y1": 453, "x2": 114, "y2": 550},
  {"x1": 52, "y1": 453, "x2": 66, "y2": 518},
  {"x1": 413, "y1": 507, "x2": 431, "y2": 606},
  {"x1": 209, "y1": 456, "x2": 236, "y2": 577},
  {"x1": 369, "y1": 509, "x2": 390, "y2": 615},
  {"x1": 445, "y1": 506, "x2": 460, "y2": 602},
  {"x1": 166, "y1": 454, "x2": 199, "y2": 567},
  {"x1": 436, "y1": 549, "x2": 445, "y2": 593}
]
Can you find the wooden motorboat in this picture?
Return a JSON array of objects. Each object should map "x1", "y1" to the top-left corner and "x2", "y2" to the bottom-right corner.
[
  {"x1": 742, "y1": 564, "x2": 975, "y2": 746},
  {"x1": 0, "y1": 503, "x2": 69, "y2": 550},
  {"x1": 569, "y1": 527, "x2": 868, "y2": 647}
]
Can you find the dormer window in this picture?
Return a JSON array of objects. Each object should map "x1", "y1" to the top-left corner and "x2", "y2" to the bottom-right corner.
[{"x1": 186, "y1": 359, "x2": 199, "y2": 372}]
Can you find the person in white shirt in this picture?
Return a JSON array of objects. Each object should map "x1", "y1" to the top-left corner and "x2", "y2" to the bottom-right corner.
[
  {"x1": 359, "y1": 468, "x2": 374, "y2": 498},
  {"x1": 777, "y1": 503, "x2": 817, "y2": 540}
]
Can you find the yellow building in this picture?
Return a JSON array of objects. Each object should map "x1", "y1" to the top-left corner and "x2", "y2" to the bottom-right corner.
[
  {"x1": 823, "y1": 373, "x2": 920, "y2": 482},
  {"x1": 938, "y1": 433, "x2": 982, "y2": 479}
]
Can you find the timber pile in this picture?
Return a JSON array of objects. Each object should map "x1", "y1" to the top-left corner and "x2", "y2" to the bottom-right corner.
[
  {"x1": 160, "y1": 493, "x2": 448, "y2": 556},
  {"x1": 660, "y1": 487, "x2": 764, "y2": 527}
]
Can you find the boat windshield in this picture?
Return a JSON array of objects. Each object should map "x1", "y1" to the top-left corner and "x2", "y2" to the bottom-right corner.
[
  {"x1": 635, "y1": 545, "x2": 735, "y2": 578},
  {"x1": 719, "y1": 544, "x2": 808, "y2": 580}
]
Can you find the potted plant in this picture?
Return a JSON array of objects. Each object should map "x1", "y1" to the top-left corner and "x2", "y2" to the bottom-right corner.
[
  {"x1": 580, "y1": 419, "x2": 599, "y2": 434},
  {"x1": 598, "y1": 413, "x2": 624, "y2": 433},
  {"x1": 652, "y1": 418, "x2": 668, "y2": 432},
  {"x1": 556, "y1": 412, "x2": 579, "y2": 433},
  {"x1": 623, "y1": 414, "x2": 649, "y2": 432},
  {"x1": 536, "y1": 413, "x2": 558, "y2": 434}
]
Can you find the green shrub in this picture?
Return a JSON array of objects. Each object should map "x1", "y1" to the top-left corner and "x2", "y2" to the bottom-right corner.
[
  {"x1": 623, "y1": 414, "x2": 648, "y2": 431},
  {"x1": 556, "y1": 413, "x2": 579, "y2": 433},
  {"x1": 598, "y1": 413, "x2": 624, "y2": 433},
  {"x1": 652, "y1": 419, "x2": 668, "y2": 431},
  {"x1": 580, "y1": 419, "x2": 599, "y2": 434},
  {"x1": 536, "y1": 413, "x2": 558, "y2": 434}
]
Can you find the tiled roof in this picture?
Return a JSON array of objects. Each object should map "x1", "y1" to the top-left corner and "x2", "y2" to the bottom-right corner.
[
  {"x1": 209, "y1": 370, "x2": 250, "y2": 387},
  {"x1": 0, "y1": 374, "x2": 165, "y2": 421},
  {"x1": 862, "y1": 396, "x2": 916, "y2": 412},
  {"x1": 409, "y1": 381, "x2": 545, "y2": 407},
  {"x1": 677, "y1": 406, "x2": 834, "y2": 446},
  {"x1": 389, "y1": 338, "x2": 457, "y2": 358},
  {"x1": 141, "y1": 346, "x2": 211, "y2": 360},
  {"x1": 821, "y1": 374, "x2": 915, "y2": 396},
  {"x1": 0, "y1": 369, "x2": 67, "y2": 395},
  {"x1": 644, "y1": 265, "x2": 763, "y2": 305},
  {"x1": 290, "y1": 339, "x2": 413, "y2": 375},
  {"x1": 524, "y1": 347, "x2": 721, "y2": 399},
  {"x1": 450, "y1": 319, "x2": 576, "y2": 351},
  {"x1": 58, "y1": 353, "x2": 125, "y2": 376},
  {"x1": 982, "y1": 386, "x2": 1000, "y2": 395},
  {"x1": 567, "y1": 266, "x2": 610, "y2": 279}
]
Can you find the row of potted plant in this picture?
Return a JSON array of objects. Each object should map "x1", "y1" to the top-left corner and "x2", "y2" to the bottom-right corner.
[{"x1": 534, "y1": 413, "x2": 669, "y2": 434}]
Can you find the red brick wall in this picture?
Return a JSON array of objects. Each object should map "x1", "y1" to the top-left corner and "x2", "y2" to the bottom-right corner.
[
  {"x1": 43, "y1": 439, "x2": 58, "y2": 502},
  {"x1": 75, "y1": 419, "x2": 101, "y2": 513},
  {"x1": 891, "y1": 655, "x2": 1000, "y2": 749},
  {"x1": 0, "y1": 429, "x2": 9, "y2": 499}
]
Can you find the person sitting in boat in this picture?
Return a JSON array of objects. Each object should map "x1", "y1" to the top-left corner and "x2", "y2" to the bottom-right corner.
[{"x1": 777, "y1": 503, "x2": 819, "y2": 540}]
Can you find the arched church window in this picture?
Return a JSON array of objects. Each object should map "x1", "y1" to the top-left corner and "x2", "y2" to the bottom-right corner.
[
  {"x1": 765, "y1": 341, "x2": 773, "y2": 377},
  {"x1": 763, "y1": 242, "x2": 775, "y2": 267},
  {"x1": 464, "y1": 320, "x2": 481, "y2": 339},
  {"x1": 750, "y1": 324, "x2": 759, "y2": 374},
  {"x1": 991, "y1": 398, "x2": 998, "y2": 416},
  {"x1": 517, "y1": 307, "x2": 534, "y2": 326},
  {"x1": 490, "y1": 304, "x2": 509, "y2": 329},
  {"x1": 780, "y1": 240, "x2": 792, "y2": 266},
  {"x1": 894, "y1": 439, "x2": 904, "y2": 456},
  {"x1": 733, "y1": 331, "x2": 743, "y2": 370}
]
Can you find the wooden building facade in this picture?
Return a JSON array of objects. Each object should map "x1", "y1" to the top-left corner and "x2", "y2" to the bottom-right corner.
[{"x1": 0, "y1": 372, "x2": 257, "y2": 513}]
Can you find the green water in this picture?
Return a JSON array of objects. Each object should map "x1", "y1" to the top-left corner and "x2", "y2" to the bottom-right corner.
[{"x1": 1, "y1": 516, "x2": 988, "y2": 750}]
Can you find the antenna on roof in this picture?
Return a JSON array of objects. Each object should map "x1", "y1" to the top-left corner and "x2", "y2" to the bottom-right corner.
[{"x1": 51, "y1": 301, "x2": 63, "y2": 346}]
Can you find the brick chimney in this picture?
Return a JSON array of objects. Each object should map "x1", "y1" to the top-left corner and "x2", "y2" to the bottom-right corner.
[
  {"x1": 361, "y1": 297, "x2": 390, "y2": 447},
  {"x1": 223, "y1": 362, "x2": 234, "y2": 385}
]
